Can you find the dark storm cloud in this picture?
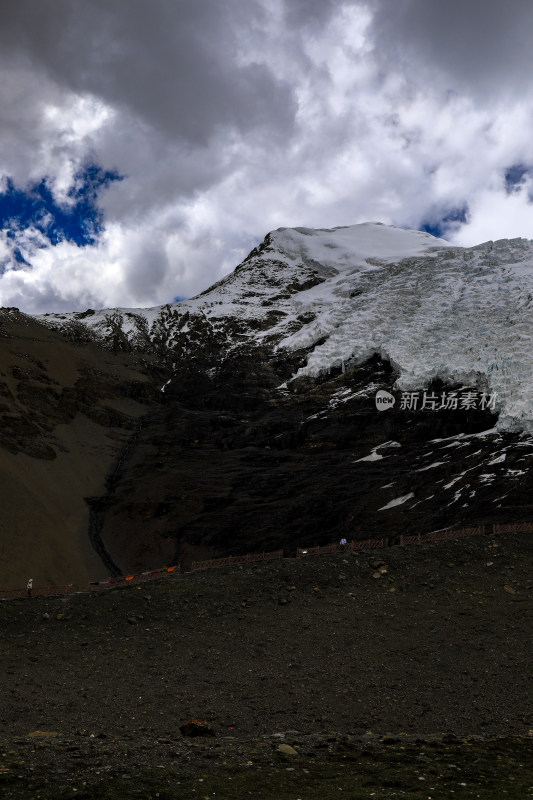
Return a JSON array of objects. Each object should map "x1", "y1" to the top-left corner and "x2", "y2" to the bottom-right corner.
[
  {"x1": 369, "y1": 0, "x2": 533, "y2": 98},
  {"x1": 282, "y1": 0, "x2": 344, "y2": 29},
  {"x1": 0, "y1": 0, "x2": 296, "y2": 144}
]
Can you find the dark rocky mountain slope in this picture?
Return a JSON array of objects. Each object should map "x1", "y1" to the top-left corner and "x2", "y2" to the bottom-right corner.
[{"x1": 2, "y1": 223, "x2": 533, "y2": 587}]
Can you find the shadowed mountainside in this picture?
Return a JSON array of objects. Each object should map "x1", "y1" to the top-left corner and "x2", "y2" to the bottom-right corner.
[
  {"x1": 0, "y1": 309, "x2": 164, "y2": 588},
  {"x1": 3, "y1": 224, "x2": 533, "y2": 586}
]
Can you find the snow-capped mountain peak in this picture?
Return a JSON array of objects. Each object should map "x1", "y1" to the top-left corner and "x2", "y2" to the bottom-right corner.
[
  {"x1": 266, "y1": 222, "x2": 455, "y2": 273},
  {"x1": 37, "y1": 223, "x2": 533, "y2": 431},
  {"x1": 7, "y1": 222, "x2": 533, "y2": 576}
]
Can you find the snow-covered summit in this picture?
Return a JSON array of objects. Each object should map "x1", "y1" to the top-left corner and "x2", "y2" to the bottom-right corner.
[
  {"x1": 265, "y1": 222, "x2": 454, "y2": 273},
  {"x1": 36, "y1": 223, "x2": 533, "y2": 432}
]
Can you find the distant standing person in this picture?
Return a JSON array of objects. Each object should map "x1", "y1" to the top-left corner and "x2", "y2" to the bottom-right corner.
[
  {"x1": 339, "y1": 538, "x2": 347, "y2": 551},
  {"x1": 27, "y1": 578, "x2": 33, "y2": 598}
]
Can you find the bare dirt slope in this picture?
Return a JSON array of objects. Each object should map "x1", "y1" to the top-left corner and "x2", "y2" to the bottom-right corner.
[{"x1": 0, "y1": 310, "x2": 161, "y2": 589}]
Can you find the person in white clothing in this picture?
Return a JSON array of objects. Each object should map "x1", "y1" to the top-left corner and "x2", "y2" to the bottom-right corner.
[{"x1": 27, "y1": 578, "x2": 33, "y2": 598}]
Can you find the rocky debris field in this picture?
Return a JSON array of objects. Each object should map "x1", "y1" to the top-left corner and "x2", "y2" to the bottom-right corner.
[
  {"x1": 0, "y1": 730, "x2": 531, "y2": 799},
  {"x1": 0, "y1": 531, "x2": 531, "y2": 798}
]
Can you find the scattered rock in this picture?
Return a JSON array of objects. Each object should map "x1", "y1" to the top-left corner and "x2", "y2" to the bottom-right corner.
[
  {"x1": 503, "y1": 585, "x2": 517, "y2": 594},
  {"x1": 277, "y1": 743, "x2": 298, "y2": 755},
  {"x1": 179, "y1": 719, "x2": 215, "y2": 737}
]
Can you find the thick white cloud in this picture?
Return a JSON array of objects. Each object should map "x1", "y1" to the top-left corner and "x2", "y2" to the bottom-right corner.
[{"x1": 1, "y1": 0, "x2": 533, "y2": 312}]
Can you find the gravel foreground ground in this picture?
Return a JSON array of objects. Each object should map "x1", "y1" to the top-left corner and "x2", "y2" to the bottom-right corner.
[{"x1": 0, "y1": 532, "x2": 531, "y2": 798}]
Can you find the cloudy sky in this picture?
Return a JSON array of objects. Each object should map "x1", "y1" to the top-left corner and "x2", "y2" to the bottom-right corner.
[{"x1": 1, "y1": 0, "x2": 533, "y2": 313}]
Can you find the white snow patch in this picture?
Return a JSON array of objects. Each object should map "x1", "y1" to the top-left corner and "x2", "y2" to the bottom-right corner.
[
  {"x1": 378, "y1": 440, "x2": 402, "y2": 450},
  {"x1": 432, "y1": 428, "x2": 499, "y2": 444},
  {"x1": 442, "y1": 472, "x2": 466, "y2": 489},
  {"x1": 351, "y1": 382, "x2": 382, "y2": 397},
  {"x1": 356, "y1": 450, "x2": 383, "y2": 462},
  {"x1": 329, "y1": 388, "x2": 355, "y2": 408},
  {"x1": 447, "y1": 489, "x2": 464, "y2": 505},
  {"x1": 411, "y1": 494, "x2": 435, "y2": 507},
  {"x1": 379, "y1": 492, "x2": 415, "y2": 510},
  {"x1": 305, "y1": 411, "x2": 326, "y2": 421},
  {"x1": 355, "y1": 440, "x2": 401, "y2": 462}
]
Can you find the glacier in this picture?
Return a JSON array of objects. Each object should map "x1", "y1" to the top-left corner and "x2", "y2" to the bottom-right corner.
[{"x1": 267, "y1": 225, "x2": 533, "y2": 432}]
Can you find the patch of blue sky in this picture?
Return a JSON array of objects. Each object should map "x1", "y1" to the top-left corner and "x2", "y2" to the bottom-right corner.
[
  {"x1": 420, "y1": 206, "x2": 469, "y2": 239},
  {"x1": 504, "y1": 163, "x2": 531, "y2": 194},
  {"x1": 0, "y1": 164, "x2": 123, "y2": 250}
]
